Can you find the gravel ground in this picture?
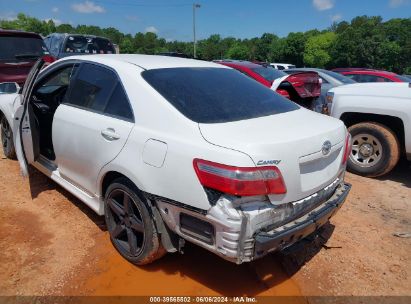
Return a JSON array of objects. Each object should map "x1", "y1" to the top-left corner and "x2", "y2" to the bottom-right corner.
[{"x1": 0, "y1": 150, "x2": 409, "y2": 299}]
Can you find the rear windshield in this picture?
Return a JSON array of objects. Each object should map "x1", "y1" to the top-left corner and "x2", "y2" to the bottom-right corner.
[
  {"x1": 322, "y1": 70, "x2": 356, "y2": 84},
  {"x1": 64, "y1": 36, "x2": 115, "y2": 54},
  {"x1": 142, "y1": 68, "x2": 299, "y2": 123},
  {"x1": 0, "y1": 36, "x2": 48, "y2": 61},
  {"x1": 251, "y1": 67, "x2": 287, "y2": 83}
]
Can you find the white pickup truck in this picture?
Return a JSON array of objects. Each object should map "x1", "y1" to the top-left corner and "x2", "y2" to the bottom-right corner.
[{"x1": 328, "y1": 82, "x2": 411, "y2": 177}]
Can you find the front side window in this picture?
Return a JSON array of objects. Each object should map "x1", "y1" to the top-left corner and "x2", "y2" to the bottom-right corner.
[
  {"x1": 36, "y1": 64, "x2": 77, "y2": 95},
  {"x1": 142, "y1": 67, "x2": 298, "y2": 124},
  {"x1": 65, "y1": 63, "x2": 133, "y2": 121}
]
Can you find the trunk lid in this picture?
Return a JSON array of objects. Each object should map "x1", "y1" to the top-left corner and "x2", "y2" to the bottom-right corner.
[
  {"x1": 199, "y1": 108, "x2": 346, "y2": 203},
  {"x1": 272, "y1": 71, "x2": 321, "y2": 99}
]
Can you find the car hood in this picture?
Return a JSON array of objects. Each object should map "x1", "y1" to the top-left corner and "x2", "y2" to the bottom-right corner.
[{"x1": 330, "y1": 83, "x2": 411, "y2": 100}]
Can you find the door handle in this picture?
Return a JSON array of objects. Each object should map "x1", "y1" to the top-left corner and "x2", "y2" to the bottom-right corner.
[{"x1": 101, "y1": 128, "x2": 120, "y2": 141}]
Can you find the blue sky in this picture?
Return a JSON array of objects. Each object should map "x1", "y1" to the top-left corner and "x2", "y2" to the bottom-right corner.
[{"x1": 0, "y1": 0, "x2": 410, "y2": 41}]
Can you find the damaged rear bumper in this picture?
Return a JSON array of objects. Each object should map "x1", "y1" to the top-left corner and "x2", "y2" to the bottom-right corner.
[
  {"x1": 254, "y1": 182, "x2": 351, "y2": 259},
  {"x1": 154, "y1": 181, "x2": 351, "y2": 264}
]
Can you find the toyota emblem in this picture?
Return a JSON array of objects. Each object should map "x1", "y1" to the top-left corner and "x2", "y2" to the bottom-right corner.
[{"x1": 322, "y1": 140, "x2": 332, "y2": 155}]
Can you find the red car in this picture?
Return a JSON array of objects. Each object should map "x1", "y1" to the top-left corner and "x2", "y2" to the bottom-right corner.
[
  {"x1": 0, "y1": 30, "x2": 54, "y2": 87},
  {"x1": 216, "y1": 60, "x2": 322, "y2": 111},
  {"x1": 333, "y1": 68, "x2": 410, "y2": 83}
]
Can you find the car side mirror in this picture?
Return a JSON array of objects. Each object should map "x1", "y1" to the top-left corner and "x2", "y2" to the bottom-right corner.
[{"x1": 0, "y1": 82, "x2": 20, "y2": 94}]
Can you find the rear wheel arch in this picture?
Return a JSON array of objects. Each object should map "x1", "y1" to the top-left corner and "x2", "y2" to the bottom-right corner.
[
  {"x1": 104, "y1": 176, "x2": 167, "y2": 264},
  {"x1": 100, "y1": 171, "x2": 178, "y2": 254}
]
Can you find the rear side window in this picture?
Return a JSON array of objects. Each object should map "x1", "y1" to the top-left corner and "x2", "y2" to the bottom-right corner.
[
  {"x1": 142, "y1": 68, "x2": 298, "y2": 123},
  {"x1": 66, "y1": 63, "x2": 133, "y2": 121},
  {"x1": 104, "y1": 83, "x2": 134, "y2": 121}
]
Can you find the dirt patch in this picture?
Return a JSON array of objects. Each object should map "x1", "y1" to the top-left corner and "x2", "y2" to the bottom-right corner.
[
  {"x1": 280, "y1": 161, "x2": 411, "y2": 296},
  {"x1": 0, "y1": 150, "x2": 410, "y2": 297},
  {"x1": 0, "y1": 156, "x2": 103, "y2": 296}
]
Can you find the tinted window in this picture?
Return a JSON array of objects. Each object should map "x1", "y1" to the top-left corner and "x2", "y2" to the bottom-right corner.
[
  {"x1": 251, "y1": 67, "x2": 287, "y2": 82},
  {"x1": 277, "y1": 65, "x2": 285, "y2": 70},
  {"x1": 322, "y1": 70, "x2": 356, "y2": 84},
  {"x1": 0, "y1": 36, "x2": 48, "y2": 62},
  {"x1": 64, "y1": 36, "x2": 115, "y2": 54},
  {"x1": 66, "y1": 63, "x2": 133, "y2": 120},
  {"x1": 142, "y1": 68, "x2": 299, "y2": 124},
  {"x1": 36, "y1": 65, "x2": 77, "y2": 95},
  {"x1": 104, "y1": 83, "x2": 134, "y2": 121},
  {"x1": 66, "y1": 63, "x2": 117, "y2": 111},
  {"x1": 394, "y1": 74, "x2": 410, "y2": 82},
  {"x1": 348, "y1": 74, "x2": 388, "y2": 83}
]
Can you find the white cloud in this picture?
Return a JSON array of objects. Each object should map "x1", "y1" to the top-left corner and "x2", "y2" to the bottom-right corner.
[
  {"x1": 0, "y1": 12, "x2": 17, "y2": 21},
  {"x1": 145, "y1": 26, "x2": 158, "y2": 33},
  {"x1": 389, "y1": 0, "x2": 410, "y2": 7},
  {"x1": 71, "y1": 1, "x2": 105, "y2": 14},
  {"x1": 331, "y1": 14, "x2": 342, "y2": 22},
  {"x1": 52, "y1": 7, "x2": 59, "y2": 13},
  {"x1": 44, "y1": 18, "x2": 62, "y2": 25},
  {"x1": 313, "y1": 0, "x2": 334, "y2": 11}
]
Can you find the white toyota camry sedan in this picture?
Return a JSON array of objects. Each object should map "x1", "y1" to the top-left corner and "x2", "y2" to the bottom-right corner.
[{"x1": 1, "y1": 54, "x2": 351, "y2": 265}]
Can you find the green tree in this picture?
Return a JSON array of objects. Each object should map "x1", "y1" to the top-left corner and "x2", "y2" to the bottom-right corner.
[
  {"x1": 304, "y1": 32, "x2": 336, "y2": 68},
  {"x1": 226, "y1": 43, "x2": 249, "y2": 60}
]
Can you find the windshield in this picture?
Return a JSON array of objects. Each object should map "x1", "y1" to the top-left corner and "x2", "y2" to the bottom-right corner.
[
  {"x1": 251, "y1": 67, "x2": 287, "y2": 82},
  {"x1": 0, "y1": 36, "x2": 48, "y2": 61},
  {"x1": 63, "y1": 36, "x2": 115, "y2": 54},
  {"x1": 142, "y1": 68, "x2": 298, "y2": 123},
  {"x1": 322, "y1": 70, "x2": 356, "y2": 84}
]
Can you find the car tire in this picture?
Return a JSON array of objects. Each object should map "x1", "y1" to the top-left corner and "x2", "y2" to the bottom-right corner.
[
  {"x1": 104, "y1": 177, "x2": 166, "y2": 265},
  {"x1": 347, "y1": 122, "x2": 400, "y2": 177},
  {"x1": 1, "y1": 116, "x2": 16, "y2": 159}
]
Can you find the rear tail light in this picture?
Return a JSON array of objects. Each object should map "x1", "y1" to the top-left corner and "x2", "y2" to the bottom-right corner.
[
  {"x1": 42, "y1": 55, "x2": 56, "y2": 64},
  {"x1": 342, "y1": 132, "x2": 352, "y2": 166},
  {"x1": 276, "y1": 89, "x2": 290, "y2": 99},
  {"x1": 193, "y1": 159, "x2": 287, "y2": 196}
]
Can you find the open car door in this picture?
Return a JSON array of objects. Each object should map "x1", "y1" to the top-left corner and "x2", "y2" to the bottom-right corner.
[{"x1": 13, "y1": 59, "x2": 45, "y2": 176}]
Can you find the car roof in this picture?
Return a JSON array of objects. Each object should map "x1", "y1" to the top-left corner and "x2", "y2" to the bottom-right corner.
[
  {"x1": 0, "y1": 29, "x2": 42, "y2": 38},
  {"x1": 58, "y1": 54, "x2": 228, "y2": 70}
]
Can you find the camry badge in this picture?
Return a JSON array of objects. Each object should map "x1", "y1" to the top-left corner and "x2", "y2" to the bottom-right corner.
[{"x1": 322, "y1": 140, "x2": 332, "y2": 156}]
